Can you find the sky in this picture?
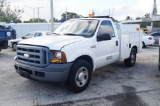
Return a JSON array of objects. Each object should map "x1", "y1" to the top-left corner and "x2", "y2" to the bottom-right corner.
[{"x1": 8, "y1": 0, "x2": 160, "y2": 22}]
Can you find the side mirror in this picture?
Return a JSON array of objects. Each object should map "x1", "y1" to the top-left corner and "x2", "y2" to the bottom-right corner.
[
  {"x1": 47, "y1": 32, "x2": 52, "y2": 35},
  {"x1": 97, "y1": 34, "x2": 111, "y2": 41},
  {"x1": 22, "y1": 36, "x2": 25, "y2": 39}
]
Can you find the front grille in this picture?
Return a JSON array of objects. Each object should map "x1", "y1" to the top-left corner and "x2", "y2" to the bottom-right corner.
[{"x1": 17, "y1": 45, "x2": 49, "y2": 67}]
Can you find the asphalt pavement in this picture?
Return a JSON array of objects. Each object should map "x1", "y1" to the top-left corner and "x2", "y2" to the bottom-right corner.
[{"x1": 0, "y1": 47, "x2": 160, "y2": 106}]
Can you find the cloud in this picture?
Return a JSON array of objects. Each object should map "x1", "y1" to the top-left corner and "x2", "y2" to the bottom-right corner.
[
  {"x1": 8, "y1": 0, "x2": 65, "y2": 21},
  {"x1": 113, "y1": 0, "x2": 157, "y2": 20},
  {"x1": 6, "y1": 0, "x2": 160, "y2": 21}
]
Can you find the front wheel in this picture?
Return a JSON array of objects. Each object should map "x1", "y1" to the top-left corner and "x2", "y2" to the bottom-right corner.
[
  {"x1": 124, "y1": 48, "x2": 137, "y2": 67},
  {"x1": 12, "y1": 43, "x2": 17, "y2": 51},
  {"x1": 66, "y1": 59, "x2": 92, "y2": 93}
]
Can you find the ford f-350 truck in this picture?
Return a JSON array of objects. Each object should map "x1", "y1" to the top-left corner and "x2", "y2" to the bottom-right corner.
[{"x1": 14, "y1": 16, "x2": 142, "y2": 93}]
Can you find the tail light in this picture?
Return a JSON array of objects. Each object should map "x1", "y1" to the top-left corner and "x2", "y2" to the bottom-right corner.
[{"x1": 148, "y1": 37, "x2": 152, "y2": 40}]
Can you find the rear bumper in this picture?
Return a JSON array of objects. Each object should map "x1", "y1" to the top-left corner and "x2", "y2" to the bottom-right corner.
[
  {"x1": 145, "y1": 40, "x2": 155, "y2": 46},
  {"x1": 15, "y1": 61, "x2": 72, "y2": 83}
]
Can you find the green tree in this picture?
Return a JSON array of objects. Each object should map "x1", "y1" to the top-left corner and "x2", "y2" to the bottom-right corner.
[
  {"x1": 61, "y1": 12, "x2": 83, "y2": 20},
  {"x1": 0, "y1": 0, "x2": 23, "y2": 23},
  {"x1": 135, "y1": 17, "x2": 141, "y2": 20},
  {"x1": 49, "y1": 17, "x2": 59, "y2": 22},
  {"x1": 125, "y1": 16, "x2": 132, "y2": 20},
  {"x1": 24, "y1": 18, "x2": 47, "y2": 23},
  {"x1": 144, "y1": 13, "x2": 151, "y2": 19}
]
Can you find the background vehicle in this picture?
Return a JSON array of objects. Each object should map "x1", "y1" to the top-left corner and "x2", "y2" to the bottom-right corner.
[
  {"x1": 14, "y1": 16, "x2": 142, "y2": 93},
  {"x1": 142, "y1": 34, "x2": 155, "y2": 48},
  {"x1": 9, "y1": 31, "x2": 50, "y2": 51},
  {"x1": 142, "y1": 28, "x2": 148, "y2": 34},
  {"x1": 0, "y1": 25, "x2": 16, "y2": 52},
  {"x1": 149, "y1": 32, "x2": 160, "y2": 44}
]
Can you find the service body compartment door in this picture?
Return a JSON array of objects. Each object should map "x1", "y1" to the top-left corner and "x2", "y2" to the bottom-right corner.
[
  {"x1": 120, "y1": 33, "x2": 130, "y2": 60},
  {"x1": 119, "y1": 24, "x2": 142, "y2": 60}
]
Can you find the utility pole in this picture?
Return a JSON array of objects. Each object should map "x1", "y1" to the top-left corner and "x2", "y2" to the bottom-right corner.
[
  {"x1": 50, "y1": 0, "x2": 54, "y2": 31},
  {"x1": 92, "y1": 10, "x2": 95, "y2": 16},
  {"x1": 111, "y1": 8, "x2": 115, "y2": 17},
  {"x1": 33, "y1": 8, "x2": 35, "y2": 21},
  {"x1": 37, "y1": 7, "x2": 43, "y2": 23},
  {"x1": 66, "y1": 7, "x2": 67, "y2": 20}
]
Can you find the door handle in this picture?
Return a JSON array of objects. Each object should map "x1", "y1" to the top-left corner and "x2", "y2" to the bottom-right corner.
[
  {"x1": 116, "y1": 41, "x2": 118, "y2": 46},
  {"x1": 91, "y1": 45, "x2": 96, "y2": 48}
]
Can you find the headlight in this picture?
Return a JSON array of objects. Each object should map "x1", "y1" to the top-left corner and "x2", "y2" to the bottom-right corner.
[{"x1": 49, "y1": 51, "x2": 67, "y2": 63}]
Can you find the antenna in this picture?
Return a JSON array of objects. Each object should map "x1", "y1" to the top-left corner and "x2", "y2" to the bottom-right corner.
[{"x1": 111, "y1": 8, "x2": 115, "y2": 17}]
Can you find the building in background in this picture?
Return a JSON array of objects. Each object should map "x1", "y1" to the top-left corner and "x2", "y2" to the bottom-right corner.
[
  {"x1": 122, "y1": 0, "x2": 160, "y2": 33},
  {"x1": 151, "y1": 0, "x2": 160, "y2": 32}
]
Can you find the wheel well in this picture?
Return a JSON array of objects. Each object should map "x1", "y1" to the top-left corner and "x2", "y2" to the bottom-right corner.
[
  {"x1": 132, "y1": 46, "x2": 137, "y2": 53},
  {"x1": 12, "y1": 42, "x2": 17, "y2": 45},
  {"x1": 75, "y1": 55, "x2": 94, "y2": 70}
]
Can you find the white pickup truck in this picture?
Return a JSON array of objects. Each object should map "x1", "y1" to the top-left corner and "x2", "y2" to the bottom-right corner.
[{"x1": 14, "y1": 16, "x2": 142, "y2": 93}]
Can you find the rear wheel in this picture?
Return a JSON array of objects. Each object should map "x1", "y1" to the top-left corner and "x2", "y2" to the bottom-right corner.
[
  {"x1": 12, "y1": 43, "x2": 17, "y2": 51},
  {"x1": 124, "y1": 48, "x2": 136, "y2": 67},
  {"x1": 66, "y1": 59, "x2": 92, "y2": 93},
  {"x1": 142, "y1": 42, "x2": 146, "y2": 48}
]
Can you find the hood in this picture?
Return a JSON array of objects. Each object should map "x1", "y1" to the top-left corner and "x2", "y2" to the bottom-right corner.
[
  {"x1": 10, "y1": 38, "x2": 22, "y2": 42},
  {"x1": 19, "y1": 35, "x2": 85, "y2": 50}
]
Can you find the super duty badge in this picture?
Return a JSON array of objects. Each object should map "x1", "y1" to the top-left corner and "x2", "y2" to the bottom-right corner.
[{"x1": 106, "y1": 55, "x2": 113, "y2": 60}]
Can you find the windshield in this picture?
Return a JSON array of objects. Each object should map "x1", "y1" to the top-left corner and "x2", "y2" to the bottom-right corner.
[
  {"x1": 53, "y1": 19, "x2": 99, "y2": 37},
  {"x1": 24, "y1": 33, "x2": 34, "y2": 39}
]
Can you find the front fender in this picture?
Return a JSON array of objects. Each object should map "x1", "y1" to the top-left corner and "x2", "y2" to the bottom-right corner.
[{"x1": 63, "y1": 48, "x2": 96, "y2": 71}]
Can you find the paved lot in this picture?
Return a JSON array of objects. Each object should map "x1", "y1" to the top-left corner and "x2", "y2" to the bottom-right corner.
[{"x1": 0, "y1": 47, "x2": 160, "y2": 106}]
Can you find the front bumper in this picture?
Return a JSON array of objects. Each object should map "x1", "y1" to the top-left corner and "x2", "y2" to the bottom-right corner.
[{"x1": 15, "y1": 61, "x2": 72, "y2": 83}]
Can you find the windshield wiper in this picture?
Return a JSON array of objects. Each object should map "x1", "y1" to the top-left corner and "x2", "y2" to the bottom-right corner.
[
  {"x1": 64, "y1": 33, "x2": 89, "y2": 38},
  {"x1": 64, "y1": 33, "x2": 77, "y2": 35},
  {"x1": 51, "y1": 33, "x2": 60, "y2": 35}
]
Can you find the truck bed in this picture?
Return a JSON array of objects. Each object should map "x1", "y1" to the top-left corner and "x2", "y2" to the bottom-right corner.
[{"x1": 118, "y1": 24, "x2": 142, "y2": 60}]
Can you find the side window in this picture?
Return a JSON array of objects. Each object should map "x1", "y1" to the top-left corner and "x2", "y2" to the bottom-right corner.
[
  {"x1": 34, "y1": 33, "x2": 42, "y2": 37},
  {"x1": 98, "y1": 21, "x2": 115, "y2": 37}
]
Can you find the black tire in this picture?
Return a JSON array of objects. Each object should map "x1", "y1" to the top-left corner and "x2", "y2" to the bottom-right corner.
[
  {"x1": 124, "y1": 48, "x2": 136, "y2": 67},
  {"x1": 12, "y1": 43, "x2": 17, "y2": 51},
  {"x1": 0, "y1": 49, "x2": 1, "y2": 52},
  {"x1": 66, "y1": 59, "x2": 92, "y2": 93},
  {"x1": 142, "y1": 42, "x2": 146, "y2": 48}
]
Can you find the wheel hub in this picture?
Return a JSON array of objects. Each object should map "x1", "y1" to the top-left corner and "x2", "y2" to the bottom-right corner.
[
  {"x1": 75, "y1": 67, "x2": 89, "y2": 87},
  {"x1": 78, "y1": 72, "x2": 85, "y2": 81}
]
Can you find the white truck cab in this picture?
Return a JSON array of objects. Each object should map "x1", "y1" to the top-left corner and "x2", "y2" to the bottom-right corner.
[{"x1": 14, "y1": 16, "x2": 142, "y2": 93}]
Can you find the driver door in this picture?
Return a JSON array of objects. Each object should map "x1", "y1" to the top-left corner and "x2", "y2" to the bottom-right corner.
[{"x1": 93, "y1": 20, "x2": 119, "y2": 68}]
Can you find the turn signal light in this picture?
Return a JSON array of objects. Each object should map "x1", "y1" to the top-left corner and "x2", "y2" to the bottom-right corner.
[
  {"x1": 136, "y1": 28, "x2": 140, "y2": 31},
  {"x1": 51, "y1": 59, "x2": 61, "y2": 63},
  {"x1": 88, "y1": 14, "x2": 93, "y2": 18}
]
